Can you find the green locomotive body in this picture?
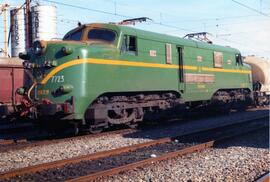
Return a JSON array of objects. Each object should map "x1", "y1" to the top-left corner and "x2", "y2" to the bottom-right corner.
[{"x1": 21, "y1": 23, "x2": 252, "y2": 132}]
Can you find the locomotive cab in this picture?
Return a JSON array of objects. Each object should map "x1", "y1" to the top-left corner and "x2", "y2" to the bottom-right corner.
[{"x1": 63, "y1": 24, "x2": 119, "y2": 46}]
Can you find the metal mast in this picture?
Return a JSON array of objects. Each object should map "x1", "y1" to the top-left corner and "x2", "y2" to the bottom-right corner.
[
  {"x1": 0, "y1": 4, "x2": 10, "y2": 57},
  {"x1": 25, "y1": 0, "x2": 31, "y2": 49}
]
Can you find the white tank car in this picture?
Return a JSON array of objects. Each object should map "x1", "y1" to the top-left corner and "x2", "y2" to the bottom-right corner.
[
  {"x1": 244, "y1": 56, "x2": 270, "y2": 106},
  {"x1": 244, "y1": 56, "x2": 270, "y2": 95}
]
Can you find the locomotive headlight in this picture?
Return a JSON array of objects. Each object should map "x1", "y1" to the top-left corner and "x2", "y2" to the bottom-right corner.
[
  {"x1": 61, "y1": 46, "x2": 73, "y2": 55},
  {"x1": 59, "y1": 84, "x2": 73, "y2": 94},
  {"x1": 33, "y1": 40, "x2": 46, "y2": 56}
]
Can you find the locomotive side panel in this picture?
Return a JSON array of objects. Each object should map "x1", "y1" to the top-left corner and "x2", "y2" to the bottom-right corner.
[{"x1": 182, "y1": 45, "x2": 252, "y2": 101}]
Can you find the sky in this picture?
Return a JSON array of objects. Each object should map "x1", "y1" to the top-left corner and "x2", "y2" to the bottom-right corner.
[{"x1": 1, "y1": 0, "x2": 270, "y2": 58}]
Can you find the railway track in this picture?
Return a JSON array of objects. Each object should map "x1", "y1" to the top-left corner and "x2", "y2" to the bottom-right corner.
[
  {"x1": 0, "y1": 116, "x2": 267, "y2": 182},
  {"x1": 0, "y1": 110, "x2": 267, "y2": 153},
  {"x1": 0, "y1": 106, "x2": 267, "y2": 145}
]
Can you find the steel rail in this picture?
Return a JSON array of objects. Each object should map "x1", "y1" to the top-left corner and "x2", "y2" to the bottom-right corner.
[
  {"x1": 67, "y1": 141, "x2": 215, "y2": 182},
  {"x1": 0, "y1": 139, "x2": 27, "y2": 145},
  {"x1": 0, "y1": 139, "x2": 15, "y2": 145},
  {"x1": 254, "y1": 172, "x2": 270, "y2": 182}
]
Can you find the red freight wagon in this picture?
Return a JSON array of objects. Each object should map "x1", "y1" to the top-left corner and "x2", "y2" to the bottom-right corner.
[{"x1": 0, "y1": 58, "x2": 24, "y2": 116}]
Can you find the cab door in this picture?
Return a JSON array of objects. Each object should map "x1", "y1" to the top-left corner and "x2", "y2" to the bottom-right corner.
[
  {"x1": 177, "y1": 46, "x2": 185, "y2": 92},
  {"x1": 118, "y1": 33, "x2": 138, "y2": 62}
]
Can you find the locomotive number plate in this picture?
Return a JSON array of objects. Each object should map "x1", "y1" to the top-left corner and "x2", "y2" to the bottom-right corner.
[{"x1": 51, "y1": 75, "x2": 65, "y2": 83}]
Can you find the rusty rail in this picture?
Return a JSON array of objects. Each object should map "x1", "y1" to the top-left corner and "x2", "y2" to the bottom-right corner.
[
  {"x1": 0, "y1": 139, "x2": 27, "y2": 145},
  {"x1": 67, "y1": 141, "x2": 214, "y2": 182},
  {"x1": 0, "y1": 139, "x2": 15, "y2": 145},
  {"x1": 254, "y1": 172, "x2": 269, "y2": 182}
]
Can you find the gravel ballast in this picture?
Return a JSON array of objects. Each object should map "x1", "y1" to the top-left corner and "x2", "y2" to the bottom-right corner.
[
  {"x1": 0, "y1": 108, "x2": 268, "y2": 173},
  {"x1": 100, "y1": 127, "x2": 269, "y2": 182}
]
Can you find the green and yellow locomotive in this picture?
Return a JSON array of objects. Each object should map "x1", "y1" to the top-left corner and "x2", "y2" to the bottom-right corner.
[{"x1": 19, "y1": 23, "x2": 252, "y2": 133}]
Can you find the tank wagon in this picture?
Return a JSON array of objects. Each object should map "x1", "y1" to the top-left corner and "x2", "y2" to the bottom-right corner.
[
  {"x1": 244, "y1": 56, "x2": 270, "y2": 105},
  {"x1": 17, "y1": 23, "x2": 252, "y2": 133}
]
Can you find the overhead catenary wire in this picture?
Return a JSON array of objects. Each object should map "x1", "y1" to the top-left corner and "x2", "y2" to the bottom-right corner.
[
  {"x1": 40, "y1": 0, "x2": 269, "y2": 55},
  {"x1": 100, "y1": 0, "x2": 270, "y2": 25},
  {"x1": 40, "y1": 0, "x2": 268, "y2": 34},
  {"x1": 162, "y1": 14, "x2": 263, "y2": 24},
  {"x1": 42, "y1": 0, "x2": 132, "y2": 18},
  {"x1": 99, "y1": 0, "x2": 263, "y2": 24},
  {"x1": 231, "y1": 0, "x2": 270, "y2": 18},
  {"x1": 190, "y1": 18, "x2": 269, "y2": 30},
  {"x1": 41, "y1": 0, "x2": 197, "y2": 33},
  {"x1": 42, "y1": 0, "x2": 269, "y2": 35},
  {"x1": 1, "y1": 0, "x2": 268, "y2": 57}
]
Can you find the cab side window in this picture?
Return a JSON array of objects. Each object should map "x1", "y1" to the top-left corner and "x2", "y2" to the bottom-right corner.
[
  {"x1": 121, "y1": 35, "x2": 137, "y2": 55},
  {"x1": 236, "y1": 54, "x2": 243, "y2": 66},
  {"x1": 213, "y1": 52, "x2": 223, "y2": 68}
]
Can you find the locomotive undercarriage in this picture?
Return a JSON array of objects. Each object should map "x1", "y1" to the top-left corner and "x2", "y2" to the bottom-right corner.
[
  {"x1": 210, "y1": 89, "x2": 253, "y2": 111},
  {"x1": 1, "y1": 88, "x2": 255, "y2": 134},
  {"x1": 82, "y1": 89, "x2": 253, "y2": 133},
  {"x1": 83, "y1": 92, "x2": 184, "y2": 133},
  {"x1": 253, "y1": 91, "x2": 270, "y2": 106}
]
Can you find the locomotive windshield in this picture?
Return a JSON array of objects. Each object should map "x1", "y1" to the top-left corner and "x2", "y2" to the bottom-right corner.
[
  {"x1": 63, "y1": 27, "x2": 116, "y2": 42},
  {"x1": 88, "y1": 29, "x2": 116, "y2": 42},
  {"x1": 63, "y1": 28, "x2": 83, "y2": 41}
]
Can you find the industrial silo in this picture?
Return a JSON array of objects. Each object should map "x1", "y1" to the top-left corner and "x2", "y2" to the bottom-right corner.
[
  {"x1": 31, "y1": 5, "x2": 57, "y2": 42},
  {"x1": 10, "y1": 8, "x2": 26, "y2": 57}
]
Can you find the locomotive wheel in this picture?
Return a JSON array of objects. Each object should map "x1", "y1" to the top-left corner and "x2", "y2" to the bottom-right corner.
[
  {"x1": 89, "y1": 126, "x2": 103, "y2": 134},
  {"x1": 107, "y1": 108, "x2": 136, "y2": 125}
]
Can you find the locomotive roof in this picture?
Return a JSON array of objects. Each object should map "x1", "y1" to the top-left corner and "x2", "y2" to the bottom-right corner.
[{"x1": 82, "y1": 23, "x2": 241, "y2": 54}]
